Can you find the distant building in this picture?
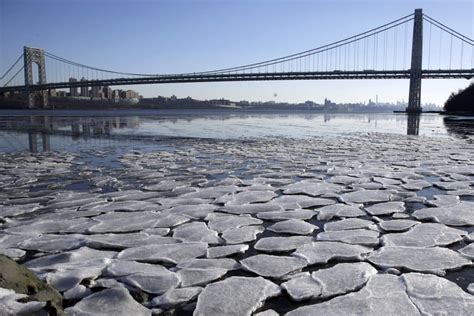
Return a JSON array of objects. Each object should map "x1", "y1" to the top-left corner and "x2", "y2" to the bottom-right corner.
[
  {"x1": 120, "y1": 89, "x2": 140, "y2": 99},
  {"x1": 103, "y1": 86, "x2": 112, "y2": 99},
  {"x1": 111, "y1": 89, "x2": 121, "y2": 100},
  {"x1": 91, "y1": 85, "x2": 103, "y2": 99},
  {"x1": 80, "y1": 77, "x2": 88, "y2": 97},
  {"x1": 69, "y1": 77, "x2": 78, "y2": 97}
]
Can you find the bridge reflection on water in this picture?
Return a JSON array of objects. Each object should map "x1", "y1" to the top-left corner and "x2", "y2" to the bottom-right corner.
[{"x1": 0, "y1": 112, "x2": 471, "y2": 153}]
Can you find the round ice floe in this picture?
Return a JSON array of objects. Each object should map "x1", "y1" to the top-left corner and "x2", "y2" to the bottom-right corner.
[
  {"x1": 222, "y1": 225, "x2": 264, "y2": 244},
  {"x1": 292, "y1": 241, "x2": 373, "y2": 265},
  {"x1": 323, "y1": 218, "x2": 374, "y2": 231},
  {"x1": 272, "y1": 195, "x2": 335, "y2": 209},
  {"x1": 194, "y1": 277, "x2": 280, "y2": 316},
  {"x1": 172, "y1": 222, "x2": 222, "y2": 244},
  {"x1": 168, "y1": 204, "x2": 217, "y2": 220},
  {"x1": 63, "y1": 284, "x2": 91, "y2": 300},
  {"x1": 458, "y1": 243, "x2": 474, "y2": 259},
  {"x1": 401, "y1": 180, "x2": 432, "y2": 191},
  {"x1": 65, "y1": 286, "x2": 151, "y2": 316},
  {"x1": 91, "y1": 201, "x2": 159, "y2": 212},
  {"x1": 87, "y1": 232, "x2": 176, "y2": 249},
  {"x1": 219, "y1": 191, "x2": 277, "y2": 206},
  {"x1": 207, "y1": 244, "x2": 249, "y2": 258},
  {"x1": 254, "y1": 236, "x2": 314, "y2": 253},
  {"x1": 281, "y1": 262, "x2": 377, "y2": 301},
  {"x1": 117, "y1": 243, "x2": 207, "y2": 264},
  {"x1": 433, "y1": 181, "x2": 472, "y2": 191},
  {"x1": 220, "y1": 203, "x2": 283, "y2": 215},
  {"x1": 87, "y1": 212, "x2": 164, "y2": 233},
  {"x1": 364, "y1": 201, "x2": 405, "y2": 216},
  {"x1": 317, "y1": 229, "x2": 379, "y2": 246},
  {"x1": 378, "y1": 219, "x2": 419, "y2": 232},
  {"x1": 286, "y1": 274, "x2": 420, "y2": 316},
  {"x1": 119, "y1": 271, "x2": 180, "y2": 295},
  {"x1": 106, "y1": 260, "x2": 171, "y2": 277},
  {"x1": 368, "y1": 246, "x2": 472, "y2": 276},
  {"x1": 268, "y1": 219, "x2": 318, "y2": 235},
  {"x1": 25, "y1": 247, "x2": 116, "y2": 271},
  {"x1": 240, "y1": 254, "x2": 308, "y2": 278},
  {"x1": 181, "y1": 185, "x2": 239, "y2": 199},
  {"x1": 316, "y1": 204, "x2": 366, "y2": 221},
  {"x1": 149, "y1": 287, "x2": 202, "y2": 309},
  {"x1": 281, "y1": 181, "x2": 344, "y2": 197},
  {"x1": 402, "y1": 273, "x2": 474, "y2": 315},
  {"x1": 143, "y1": 180, "x2": 184, "y2": 192},
  {"x1": 207, "y1": 214, "x2": 263, "y2": 233},
  {"x1": 339, "y1": 190, "x2": 393, "y2": 204},
  {"x1": 177, "y1": 268, "x2": 227, "y2": 287},
  {"x1": 426, "y1": 194, "x2": 460, "y2": 207},
  {"x1": 176, "y1": 258, "x2": 240, "y2": 271},
  {"x1": 381, "y1": 223, "x2": 466, "y2": 247},
  {"x1": 256, "y1": 209, "x2": 316, "y2": 221},
  {"x1": 412, "y1": 202, "x2": 474, "y2": 226}
]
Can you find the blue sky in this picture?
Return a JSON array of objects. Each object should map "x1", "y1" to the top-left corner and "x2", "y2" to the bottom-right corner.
[{"x1": 1, "y1": 0, "x2": 473, "y2": 105}]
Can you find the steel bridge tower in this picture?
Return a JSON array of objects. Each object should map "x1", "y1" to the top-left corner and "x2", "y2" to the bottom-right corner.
[
  {"x1": 407, "y1": 9, "x2": 423, "y2": 113},
  {"x1": 24, "y1": 46, "x2": 49, "y2": 109}
]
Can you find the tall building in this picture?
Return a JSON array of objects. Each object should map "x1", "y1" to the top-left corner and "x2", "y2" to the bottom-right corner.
[
  {"x1": 69, "y1": 77, "x2": 78, "y2": 97},
  {"x1": 112, "y1": 89, "x2": 121, "y2": 100},
  {"x1": 91, "y1": 85, "x2": 103, "y2": 99},
  {"x1": 80, "y1": 77, "x2": 88, "y2": 97},
  {"x1": 102, "y1": 86, "x2": 112, "y2": 99}
]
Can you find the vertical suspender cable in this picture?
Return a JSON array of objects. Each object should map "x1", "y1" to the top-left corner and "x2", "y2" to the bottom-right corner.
[
  {"x1": 449, "y1": 35, "x2": 453, "y2": 69},
  {"x1": 439, "y1": 31, "x2": 442, "y2": 69},
  {"x1": 427, "y1": 22, "x2": 432, "y2": 69},
  {"x1": 394, "y1": 27, "x2": 397, "y2": 69},
  {"x1": 404, "y1": 22, "x2": 408, "y2": 69}
]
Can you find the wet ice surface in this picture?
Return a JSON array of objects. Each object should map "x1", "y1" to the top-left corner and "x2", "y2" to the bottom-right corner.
[{"x1": 0, "y1": 133, "x2": 473, "y2": 315}]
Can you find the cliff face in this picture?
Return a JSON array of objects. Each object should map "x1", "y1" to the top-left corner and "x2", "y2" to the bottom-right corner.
[{"x1": 444, "y1": 83, "x2": 474, "y2": 113}]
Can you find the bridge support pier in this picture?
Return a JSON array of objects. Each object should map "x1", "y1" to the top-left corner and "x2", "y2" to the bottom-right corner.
[
  {"x1": 406, "y1": 9, "x2": 423, "y2": 113},
  {"x1": 24, "y1": 47, "x2": 49, "y2": 109}
]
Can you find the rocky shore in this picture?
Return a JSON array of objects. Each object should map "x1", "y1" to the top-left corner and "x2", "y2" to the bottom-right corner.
[{"x1": 0, "y1": 133, "x2": 473, "y2": 315}]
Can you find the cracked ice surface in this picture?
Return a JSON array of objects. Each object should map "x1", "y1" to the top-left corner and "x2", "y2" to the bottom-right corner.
[
  {"x1": 64, "y1": 285, "x2": 151, "y2": 316},
  {"x1": 317, "y1": 229, "x2": 380, "y2": 246},
  {"x1": 282, "y1": 262, "x2": 377, "y2": 301},
  {"x1": 412, "y1": 202, "x2": 474, "y2": 226},
  {"x1": 240, "y1": 254, "x2": 308, "y2": 278},
  {"x1": 381, "y1": 223, "x2": 466, "y2": 247},
  {"x1": 368, "y1": 246, "x2": 472, "y2": 275},
  {"x1": 1, "y1": 132, "x2": 474, "y2": 315},
  {"x1": 194, "y1": 277, "x2": 280, "y2": 316},
  {"x1": 286, "y1": 274, "x2": 420, "y2": 316}
]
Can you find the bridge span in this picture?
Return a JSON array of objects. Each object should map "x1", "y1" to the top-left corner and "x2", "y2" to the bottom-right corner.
[{"x1": 1, "y1": 9, "x2": 473, "y2": 112}]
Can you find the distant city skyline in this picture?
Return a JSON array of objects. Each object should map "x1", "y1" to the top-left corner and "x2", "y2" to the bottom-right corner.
[{"x1": 1, "y1": 0, "x2": 473, "y2": 105}]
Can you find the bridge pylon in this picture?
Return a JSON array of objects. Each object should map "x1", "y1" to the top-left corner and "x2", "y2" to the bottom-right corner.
[
  {"x1": 406, "y1": 9, "x2": 423, "y2": 113},
  {"x1": 24, "y1": 46, "x2": 49, "y2": 109}
]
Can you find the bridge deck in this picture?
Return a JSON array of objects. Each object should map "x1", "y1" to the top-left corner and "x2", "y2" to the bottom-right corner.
[{"x1": 1, "y1": 69, "x2": 472, "y2": 93}]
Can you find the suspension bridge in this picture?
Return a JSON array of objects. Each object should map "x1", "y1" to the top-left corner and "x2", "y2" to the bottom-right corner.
[{"x1": 0, "y1": 9, "x2": 473, "y2": 112}]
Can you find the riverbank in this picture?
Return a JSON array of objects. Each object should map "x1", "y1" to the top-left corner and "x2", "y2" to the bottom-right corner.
[{"x1": 0, "y1": 133, "x2": 473, "y2": 314}]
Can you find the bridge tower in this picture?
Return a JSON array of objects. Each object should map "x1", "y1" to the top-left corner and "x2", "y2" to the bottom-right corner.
[
  {"x1": 406, "y1": 9, "x2": 423, "y2": 113},
  {"x1": 24, "y1": 46, "x2": 49, "y2": 109}
]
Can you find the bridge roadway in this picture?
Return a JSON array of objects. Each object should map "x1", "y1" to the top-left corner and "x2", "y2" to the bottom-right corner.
[{"x1": 1, "y1": 69, "x2": 473, "y2": 94}]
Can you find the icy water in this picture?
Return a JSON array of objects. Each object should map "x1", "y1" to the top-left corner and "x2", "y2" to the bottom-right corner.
[
  {"x1": 0, "y1": 110, "x2": 473, "y2": 153},
  {"x1": 0, "y1": 109, "x2": 473, "y2": 315}
]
